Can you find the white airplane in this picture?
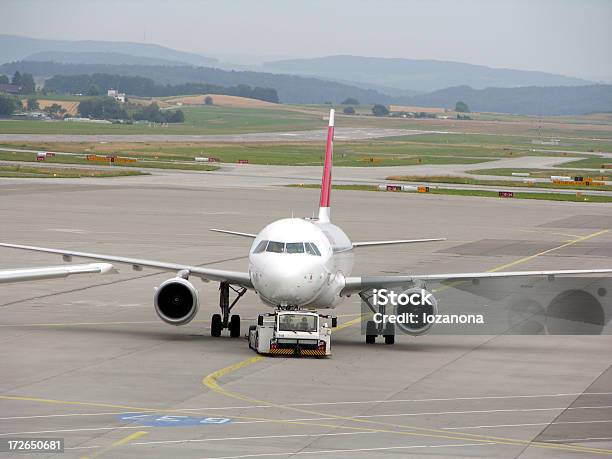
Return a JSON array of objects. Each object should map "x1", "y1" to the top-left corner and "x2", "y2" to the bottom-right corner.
[
  {"x1": 0, "y1": 263, "x2": 113, "y2": 284},
  {"x1": 1, "y1": 109, "x2": 611, "y2": 343}
]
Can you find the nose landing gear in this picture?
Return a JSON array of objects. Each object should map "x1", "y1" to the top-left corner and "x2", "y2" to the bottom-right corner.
[{"x1": 211, "y1": 282, "x2": 247, "y2": 338}]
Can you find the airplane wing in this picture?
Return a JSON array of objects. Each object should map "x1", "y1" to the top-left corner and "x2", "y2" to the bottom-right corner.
[
  {"x1": 352, "y1": 238, "x2": 445, "y2": 248},
  {"x1": 209, "y1": 229, "x2": 257, "y2": 239},
  {"x1": 342, "y1": 269, "x2": 612, "y2": 295},
  {"x1": 0, "y1": 263, "x2": 114, "y2": 284},
  {"x1": 0, "y1": 243, "x2": 253, "y2": 289}
]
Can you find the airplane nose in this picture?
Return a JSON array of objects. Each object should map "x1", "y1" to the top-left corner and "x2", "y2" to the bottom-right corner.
[{"x1": 255, "y1": 257, "x2": 325, "y2": 305}]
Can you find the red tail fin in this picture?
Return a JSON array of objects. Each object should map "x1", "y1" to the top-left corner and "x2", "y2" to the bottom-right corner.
[{"x1": 318, "y1": 109, "x2": 335, "y2": 222}]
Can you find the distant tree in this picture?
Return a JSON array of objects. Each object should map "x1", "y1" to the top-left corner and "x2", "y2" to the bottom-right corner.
[
  {"x1": 455, "y1": 101, "x2": 470, "y2": 113},
  {"x1": 167, "y1": 109, "x2": 185, "y2": 123},
  {"x1": 19, "y1": 73, "x2": 35, "y2": 93},
  {"x1": 44, "y1": 103, "x2": 65, "y2": 118},
  {"x1": 78, "y1": 96, "x2": 127, "y2": 119},
  {"x1": 26, "y1": 98, "x2": 39, "y2": 111},
  {"x1": 343, "y1": 106, "x2": 356, "y2": 115},
  {"x1": 0, "y1": 75, "x2": 9, "y2": 84},
  {"x1": 341, "y1": 97, "x2": 359, "y2": 105},
  {"x1": 372, "y1": 104, "x2": 389, "y2": 116},
  {"x1": 204, "y1": 95, "x2": 213, "y2": 105},
  {"x1": 251, "y1": 86, "x2": 279, "y2": 103},
  {"x1": 131, "y1": 103, "x2": 184, "y2": 123},
  {"x1": 87, "y1": 84, "x2": 101, "y2": 96},
  {"x1": 0, "y1": 94, "x2": 19, "y2": 115},
  {"x1": 11, "y1": 71, "x2": 22, "y2": 86},
  {"x1": 324, "y1": 101, "x2": 332, "y2": 105}
]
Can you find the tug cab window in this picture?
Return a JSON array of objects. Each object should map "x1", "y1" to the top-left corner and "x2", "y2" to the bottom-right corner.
[{"x1": 278, "y1": 314, "x2": 318, "y2": 332}]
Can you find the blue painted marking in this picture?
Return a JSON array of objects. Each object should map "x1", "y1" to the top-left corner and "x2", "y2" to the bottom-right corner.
[{"x1": 119, "y1": 413, "x2": 231, "y2": 427}]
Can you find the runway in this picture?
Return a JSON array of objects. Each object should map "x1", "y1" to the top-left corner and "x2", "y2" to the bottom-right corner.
[
  {"x1": 0, "y1": 127, "x2": 438, "y2": 143},
  {"x1": 0, "y1": 174, "x2": 611, "y2": 458}
]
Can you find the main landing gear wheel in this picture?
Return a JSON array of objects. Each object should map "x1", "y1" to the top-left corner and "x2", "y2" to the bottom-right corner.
[
  {"x1": 211, "y1": 314, "x2": 222, "y2": 337},
  {"x1": 229, "y1": 314, "x2": 241, "y2": 338},
  {"x1": 365, "y1": 320, "x2": 377, "y2": 344},
  {"x1": 360, "y1": 292, "x2": 398, "y2": 346}
]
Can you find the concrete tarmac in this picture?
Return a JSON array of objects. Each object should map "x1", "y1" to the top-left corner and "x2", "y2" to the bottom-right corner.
[{"x1": 0, "y1": 174, "x2": 611, "y2": 458}]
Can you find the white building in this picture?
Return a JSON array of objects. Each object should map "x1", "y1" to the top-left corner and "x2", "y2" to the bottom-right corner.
[{"x1": 107, "y1": 89, "x2": 126, "y2": 103}]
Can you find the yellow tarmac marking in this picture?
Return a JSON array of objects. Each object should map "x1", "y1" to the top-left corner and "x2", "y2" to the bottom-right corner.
[
  {"x1": 201, "y1": 350, "x2": 612, "y2": 456},
  {"x1": 517, "y1": 228, "x2": 583, "y2": 239},
  {"x1": 80, "y1": 430, "x2": 148, "y2": 459},
  {"x1": 201, "y1": 228, "x2": 612, "y2": 456},
  {"x1": 488, "y1": 229, "x2": 608, "y2": 273},
  {"x1": 333, "y1": 316, "x2": 364, "y2": 331},
  {"x1": 433, "y1": 229, "x2": 609, "y2": 295}
]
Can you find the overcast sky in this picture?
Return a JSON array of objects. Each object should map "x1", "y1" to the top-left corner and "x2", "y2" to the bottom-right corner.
[{"x1": 4, "y1": 0, "x2": 612, "y2": 81}]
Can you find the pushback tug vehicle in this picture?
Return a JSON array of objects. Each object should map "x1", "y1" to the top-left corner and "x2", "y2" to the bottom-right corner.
[{"x1": 248, "y1": 309, "x2": 335, "y2": 357}]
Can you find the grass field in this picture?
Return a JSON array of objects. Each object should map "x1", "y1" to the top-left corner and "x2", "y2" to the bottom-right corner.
[
  {"x1": 5, "y1": 127, "x2": 602, "y2": 168},
  {"x1": 387, "y1": 174, "x2": 612, "y2": 191},
  {"x1": 0, "y1": 141, "x2": 504, "y2": 167},
  {"x1": 556, "y1": 157, "x2": 612, "y2": 169},
  {"x1": 1, "y1": 102, "x2": 611, "y2": 146},
  {"x1": 466, "y1": 168, "x2": 610, "y2": 179},
  {"x1": 289, "y1": 184, "x2": 612, "y2": 203},
  {"x1": 0, "y1": 151, "x2": 220, "y2": 171},
  {"x1": 0, "y1": 106, "x2": 325, "y2": 135},
  {"x1": 0, "y1": 165, "x2": 146, "y2": 178},
  {"x1": 1, "y1": 103, "x2": 610, "y2": 173}
]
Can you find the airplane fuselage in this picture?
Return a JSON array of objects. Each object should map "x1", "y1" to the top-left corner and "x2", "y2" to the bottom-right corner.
[{"x1": 248, "y1": 218, "x2": 353, "y2": 309}]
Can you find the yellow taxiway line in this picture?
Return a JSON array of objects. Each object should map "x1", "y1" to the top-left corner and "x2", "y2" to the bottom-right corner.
[{"x1": 80, "y1": 430, "x2": 148, "y2": 459}]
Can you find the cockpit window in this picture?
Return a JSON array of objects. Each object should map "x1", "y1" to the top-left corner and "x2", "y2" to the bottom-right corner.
[
  {"x1": 253, "y1": 240, "x2": 268, "y2": 254},
  {"x1": 259, "y1": 240, "x2": 321, "y2": 255},
  {"x1": 286, "y1": 242, "x2": 305, "y2": 254},
  {"x1": 305, "y1": 242, "x2": 321, "y2": 256},
  {"x1": 266, "y1": 241, "x2": 285, "y2": 253}
]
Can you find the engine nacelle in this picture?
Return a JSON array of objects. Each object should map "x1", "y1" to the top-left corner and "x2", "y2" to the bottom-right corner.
[
  {"x1": 395, "y1": 288, "x2": 438, "y2": 336},
  {"x1": 154, "y1": 277, "x2": 199, "y2": 326}
]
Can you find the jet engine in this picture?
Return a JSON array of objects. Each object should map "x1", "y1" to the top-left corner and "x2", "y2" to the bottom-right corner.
[
  {"x1": 154, "y1": 277, "x2": 199, "y2": 325},
  {"x1": 395, "y1": 287, "x2": 438, "y2": 336}
]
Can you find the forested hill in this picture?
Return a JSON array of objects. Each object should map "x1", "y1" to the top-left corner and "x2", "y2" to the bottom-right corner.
[
  {"x1": 407, "y1": 84, "x2": 612, "y2": 115},
  {"x1": 263, "y1": 55, "x2": 592, "y2": 92},
  {"x1": 44, "y1": 73, "x2": 279, "y2": 103},
  {"x1": 0, "y1": 34, "x2": 218, "y2": 67},
  {"x1": 0, "y1": 61, "x2": 393, "y2": 104}
]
